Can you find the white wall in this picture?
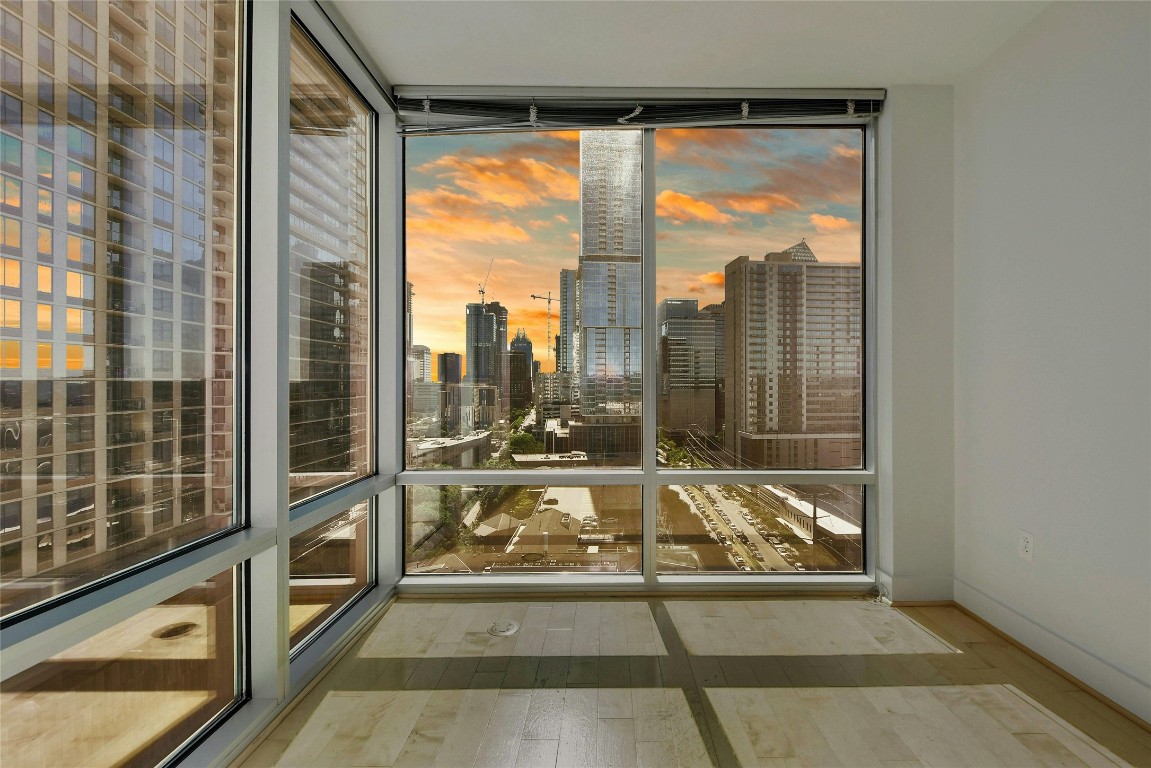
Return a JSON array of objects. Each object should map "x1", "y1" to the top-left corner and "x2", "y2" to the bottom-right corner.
[
  {"x1": 953, "y1": 2, "x2": 1151, "y2": 721},
  {"x1": 875, "y1": 85, "x2": 956, "y2": 602}
]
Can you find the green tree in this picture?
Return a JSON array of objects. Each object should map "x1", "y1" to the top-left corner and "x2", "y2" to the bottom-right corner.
[{"x1": 507, "y1": 431, "x2": 545, "y2": 455}]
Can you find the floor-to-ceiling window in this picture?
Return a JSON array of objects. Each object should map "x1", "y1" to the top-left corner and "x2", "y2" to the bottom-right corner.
[
  {"x1": 399, "y1": 111, "x2": 875, "y2": 582},
  {"x1": 0, "y1": 3, "x2": 397, "y2": 765}
]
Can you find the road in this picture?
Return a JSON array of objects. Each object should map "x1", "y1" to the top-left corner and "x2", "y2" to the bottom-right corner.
[{"x1": 680, "y1": 484, "x2": 798, "y2": 571}]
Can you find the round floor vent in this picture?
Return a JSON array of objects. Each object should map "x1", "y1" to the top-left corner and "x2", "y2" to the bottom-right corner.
[
  {"x1": 152, "y1": 622, "x2": 198, "y2": 639},
  {"x1": 487, "y1": 619, "x2": 520, "y2": 637}
]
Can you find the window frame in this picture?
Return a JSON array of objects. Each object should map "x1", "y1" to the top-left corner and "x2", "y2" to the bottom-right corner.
[{"x1": 395, "y1": 122, "x2": 877, "y2": 591}]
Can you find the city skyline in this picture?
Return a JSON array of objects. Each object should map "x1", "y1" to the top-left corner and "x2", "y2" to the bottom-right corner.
[{"x1": 405, "y1": 128, "x2": 863, "y2": 378}]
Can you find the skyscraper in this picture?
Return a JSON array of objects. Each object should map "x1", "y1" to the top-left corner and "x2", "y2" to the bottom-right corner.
[
  {"x1": 570, "y1": 131, "x2": 642, "y2": 459},
  {"x1": 557, "y1": 267, "x2": 577, "y2": 376},
  {"x1": 437, "y1": 352, "x2": 461, "y2": 385},
  {"x1": 509, "y1": 328, "x2": 533, "y2": 411},
  {"x1": 463, "y1": 300, "x2": 506, "y2": 427},
  {"x1": 724, "y1": 241, "x2": 862, "y2": 468}
]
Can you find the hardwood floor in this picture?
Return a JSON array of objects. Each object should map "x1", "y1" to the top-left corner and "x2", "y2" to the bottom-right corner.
[{"x1": 238, "y1": 599, "x2": 1151, "y2": 767}]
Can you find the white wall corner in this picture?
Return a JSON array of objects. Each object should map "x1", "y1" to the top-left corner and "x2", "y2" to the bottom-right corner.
[
  {"x1": 875, "y1": 85, "x2": 956, "y2": 603},
  {"x1": 951, "y1": 0, "x2": 1151, "y2": 726}
]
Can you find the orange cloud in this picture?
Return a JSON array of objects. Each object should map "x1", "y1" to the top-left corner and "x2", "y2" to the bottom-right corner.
[
  {"x1": 687, "y1": 283, "x2": 704, "y2": 294},
  {"x1": 719, "y1": 192, "x2": 800, "y2": 216},
  {"x1": 699, "y1": 271, "x2": 725, "y2": 287},
  {"x1": 656, "y1": 128, "x2": 757, "y2": 170},
  {"x1": 528, "y1": 219, "x2": 553, "y2": 230},
  {"x1": 406, "y1": 186, "x2": 532, "y2": 244},
  {"x1": 810, "y1": 213, "x2": 854, "y2": 233},
  {"x1": 417, "y1": 154, "x2": 577, "y2": 208},
  {"x1": 656, "y1": 190, "x2": 735, "y2": 224},
  {"x1": 834, "y1": 145, "x2": 862, "y2": 159},
  {"x1": 407, "y1": 215, "x2": 530, "y2": 244},
  {"x1": 554, "y1": 213, "x2": 569, "y2": 223}
]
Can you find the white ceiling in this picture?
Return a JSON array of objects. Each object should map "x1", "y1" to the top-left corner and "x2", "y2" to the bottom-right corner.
[{"x1": 328, "y1": 1, "x2": 1049, "y2": 90}]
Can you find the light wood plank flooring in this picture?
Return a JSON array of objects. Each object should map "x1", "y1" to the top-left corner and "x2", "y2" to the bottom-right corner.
[{"x1": 238, "y1": 599, "x2": 1151, "y2": 767}]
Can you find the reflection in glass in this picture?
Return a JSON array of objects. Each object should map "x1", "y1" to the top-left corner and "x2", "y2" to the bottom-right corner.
[
  {"x1": 0, "y1": 1, "x2": 241, "y2": 616},
  {"x1": 287, "y1": 23, "x2": 372, "y2": 505},
  {"x1": 289, "y1": 501, "x2": 370, "y2": 648},
  {"x1": 404, "y1": 131, "x2": 642, "y2": 470},
  {"x1": 655, "y1": 128, "x2": 864, "y2": 469},
  {"x1": 0, "y1": 568, "x2": 237, "y2": 767},
  {"x1": 405, "y1": 485, "x2": 641, "y2": 574},
  {"x1": 657, "y1": 484, "x2": 863, "y2": 573}
]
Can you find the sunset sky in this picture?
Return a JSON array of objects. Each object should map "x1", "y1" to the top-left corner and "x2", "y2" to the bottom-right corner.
[{"x1": 405, "y1": 127, "x2": 863, "y2": 378}]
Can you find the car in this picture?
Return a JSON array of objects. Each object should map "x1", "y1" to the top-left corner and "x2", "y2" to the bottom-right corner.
[
  {"x1": 753, "y1": 552, "x2": 765, "y2": 561},
  {"x1": 740, "y1": 565, "x2": 752, "y2": 571},
  {"x1": 734, "y1": 555, "x2": 745, "y2": 564},
  {"x1": 794, "y1": 565, "x2": 806, "y2": 571}
]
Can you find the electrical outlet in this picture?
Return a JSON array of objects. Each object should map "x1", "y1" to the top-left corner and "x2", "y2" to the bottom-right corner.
[{"x1": 1018, "y1": 530, "x2": 1034, "y2": 562}]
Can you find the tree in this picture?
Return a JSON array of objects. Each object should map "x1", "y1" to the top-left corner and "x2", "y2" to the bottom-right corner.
[{"x1": 507, "y1": 431, "x2": 545, "y2": 455}]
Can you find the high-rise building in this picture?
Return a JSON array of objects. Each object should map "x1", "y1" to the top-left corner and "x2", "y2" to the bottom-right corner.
[
  {"x1": 657, "y1": 298, "x2": 716, "y2": 435},
  {"x1": 437, "y1": 352, "x2": 461, "y2": 384},
  {"x1": 557, "y1": 267, "x2": 577, "y2": 376},
  {"x1": 405, "y1": 281, "x2": 414, "y2": 349},
  {"x1": 570, "y1": 131, "x2": 642, "y2": 459},
  {"x1": 509, "y1": 350, "x2": 532, "y2": 411},
  {"x1": 724, "y1": 241, "x2": 862, "y2": 468},
  {"x1": 0, "y1": 0, "x2": 239, "y2": 608},
  {"x1": 510, "y1": 327, "x2": 533, "y2": 373},
  {"x1": 410, "y1": 344, "x2": 431, "y2": 382},
  {"x1": 698, "y1": 302, "x2": 726, "y2": 430},
  {"x1": 509, "y1": 329, "x2": 533, "y2": 411},
  {"x1": 487, "y1": 300, "x2": 509, "y2": 413},
  {"x1": 463, "y1": 301, "x2": 506, "y2": 427}
]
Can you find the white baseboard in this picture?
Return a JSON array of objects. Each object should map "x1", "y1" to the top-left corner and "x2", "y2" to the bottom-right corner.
[{"x1": 955, "y1": 577, "x2": 1151, "y2": 724}]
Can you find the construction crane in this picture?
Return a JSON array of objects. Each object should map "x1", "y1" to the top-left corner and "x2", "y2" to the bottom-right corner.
[
  {"x1": 530, "y1": 291, "x2": 557, "y2": 365},
  {"x1": 477, "y1": 258, "x2": 494, "y2": 307}
]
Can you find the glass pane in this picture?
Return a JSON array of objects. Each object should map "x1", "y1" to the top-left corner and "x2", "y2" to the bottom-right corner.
[
  {"x1": 289, "y1": 500, "x2": 370, "y2": 648},
  {"x1": 657, "y1": 484, "x2": 863, "y2": 573},
  {"x1": 0, "y1": 567, "x2": 237, "y2": 767},
  {"x1": 0, "y1": 1, "x2": 241, "y2": 617},
  {"x1": 405, "y1": 485, "x2": 641, "y2": 574},
  {"x1": 404, "y1": 131, "x2": 642, "y2": 469},
  {"x1": 655, "y1": 128, "x2": 863, "y2": 469},
  {"x1": 286, "y1": 23, "x2": 373, "y2": 506}
]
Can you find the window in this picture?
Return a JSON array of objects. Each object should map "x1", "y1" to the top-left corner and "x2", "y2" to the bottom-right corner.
[
  {"x1": 66, "y1": 15, "x2": 95, "y2": 58},
  {"x1": 37, "y1": 32, "x2": 52, "y2": 71},
  {"x1": 402, "y1": 123, "x2": 869, "y2": 575},
  {"x1": 1, "y1": 49, "x2": 18, "y2": 84},
  {"x1": 289, "y1": 501, "x2": 371, "y2": 648},
  {"x1": 1, "y1": 569, "x2": 238, "y2": 767},
  {"x1": 285, "y1": 22, "x2": 373, "y2": 506},
  {"x1": 0, "y1": 0, "x2": 241, "y2": 624},
  {"x1": 1, "y1": 9, "x2": 21, "y2": 52}
]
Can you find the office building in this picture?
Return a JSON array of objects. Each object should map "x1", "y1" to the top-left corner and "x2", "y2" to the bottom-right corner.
[
  {"x1": 436, "y1": 351, "x2": 461, "y2": 385},
  {"x1": 508, "y1": 328, "x2": 533, "y2": 411},
  {"x1": 724, "y1": 241, "x2": 862, "y2": 468},
  {"x1": 409, "y1": 343, "x2": 430, "y2": 382},
  {"x1": 657, "y1": 298, "x2": 716, "y2": 435}
]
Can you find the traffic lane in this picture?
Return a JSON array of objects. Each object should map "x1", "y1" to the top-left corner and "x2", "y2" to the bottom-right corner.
[
  {"x1": 705, "y1": 485, "x2": 800, "y2": 571},
  {"x1": 687, "y1": 485, "x2": 794, "y2": 572}
]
